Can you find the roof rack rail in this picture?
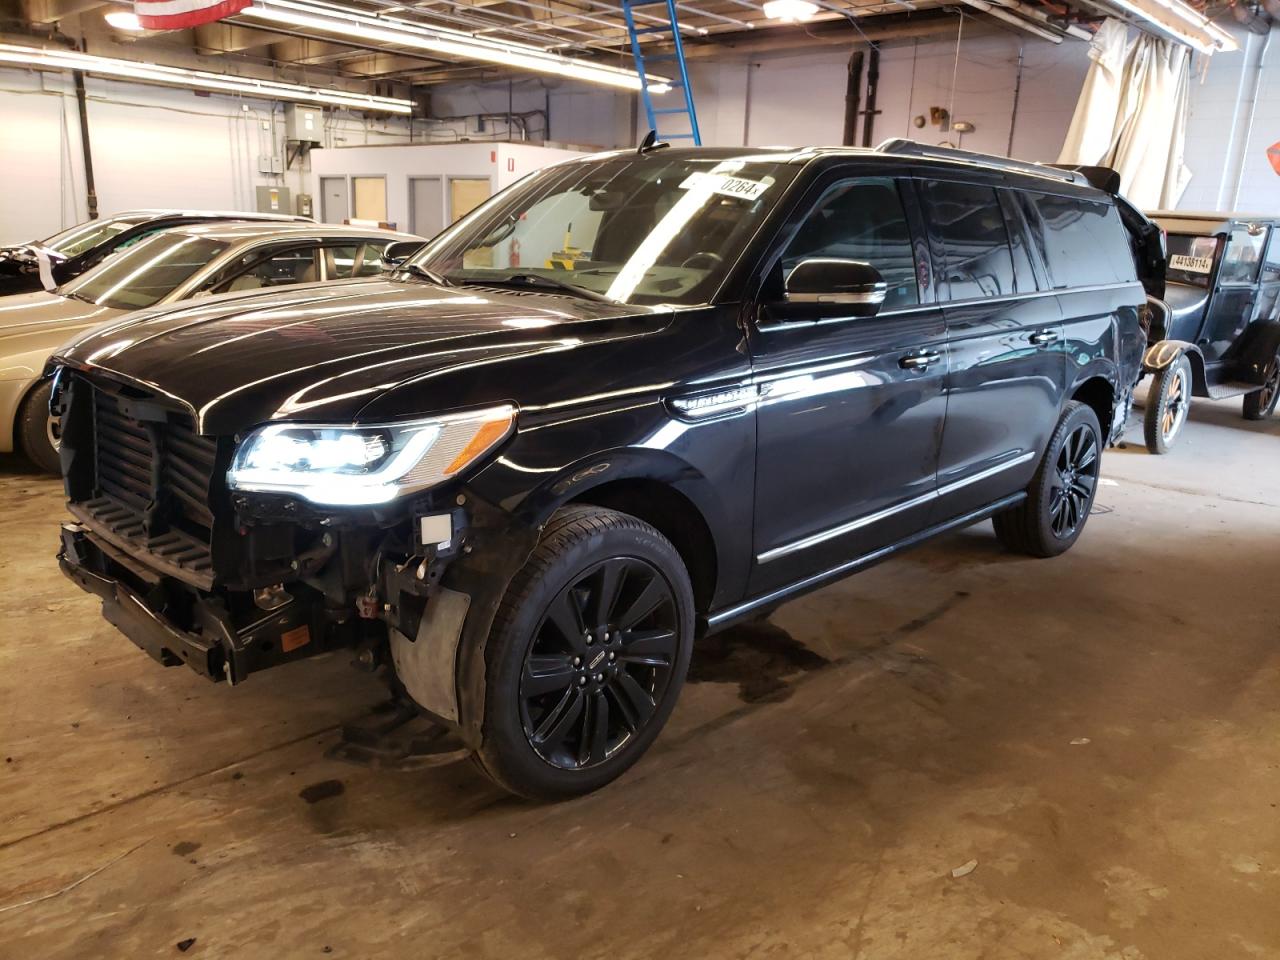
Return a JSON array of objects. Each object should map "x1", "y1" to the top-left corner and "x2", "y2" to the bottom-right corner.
[{"x1": 875, "y1": 138, "x2": 1085, "y2": 185}]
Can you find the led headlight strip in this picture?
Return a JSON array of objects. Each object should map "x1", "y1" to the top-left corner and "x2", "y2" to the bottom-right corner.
[
  {"x1": 0, "y1": 42, "x2": 414, "y2": 113},
  {"x1": 239, "y1": 0, "x2": 671, "y2": 93},
  {"x1": 228, "y1": 405, "x2": 515, "y2": 506}
]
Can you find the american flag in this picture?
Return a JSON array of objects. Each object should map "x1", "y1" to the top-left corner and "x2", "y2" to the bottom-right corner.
[{"x1": 134, "y1": 0, "x2": 251, "y2": 30}]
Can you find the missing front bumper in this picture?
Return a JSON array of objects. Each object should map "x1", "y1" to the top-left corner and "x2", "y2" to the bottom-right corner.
[{"x1": 59, "y1": 522, "x2": 337, "y2": 684}]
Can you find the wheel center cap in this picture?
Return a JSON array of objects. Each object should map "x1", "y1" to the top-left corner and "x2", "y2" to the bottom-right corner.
[{"x1": 588, "y1": 649, "x2": 607, "y2": 671}]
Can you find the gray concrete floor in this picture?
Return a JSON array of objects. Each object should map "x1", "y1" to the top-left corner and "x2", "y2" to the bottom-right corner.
[{"x1": 1, "y1": 397, "x2": 1278, "y2": 960}]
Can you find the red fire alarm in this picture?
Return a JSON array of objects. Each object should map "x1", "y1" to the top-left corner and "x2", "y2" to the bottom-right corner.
[{"x1": 1268, "y1": 142, "x2": 1280, "y2": 177}]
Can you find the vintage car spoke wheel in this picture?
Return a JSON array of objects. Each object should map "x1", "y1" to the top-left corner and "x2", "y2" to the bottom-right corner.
[
  {"x1": 520, "y1": 557, "x2": 679, "y2": 771},
  {"x1": 992, "y1": 400, "x2": 1102, "y2": 559},
  {"x1": 474, "y1": 505, "x2": 693, "y2": 800},
  {"x1": 1144, "y1": 356, "x2": 1192, "y2": 454},
  {"x1": 1242, "y1": 352, "x2": 1280, "y2": 421}
]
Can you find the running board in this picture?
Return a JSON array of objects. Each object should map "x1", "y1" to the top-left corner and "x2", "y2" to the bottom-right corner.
[
  {"x1": 702, "y1": 492, "x2": 1026, "y2": 634},
  {"x1": 1202, "y1": 380, "x2": 1260, "y2": 401}
]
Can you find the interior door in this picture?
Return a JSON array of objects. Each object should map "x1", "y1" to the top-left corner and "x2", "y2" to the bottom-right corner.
[
  {"x1": 410, "y1": 177, "x2": 444, "y2": 237},
  {"x1": 748, "y1": 174, "x2": 947, "y2": 595},
  {"x1": 924, "y1": 179, "x2": 1064, "y2": 518},
  {"x1": 320, "y1": 177, "x2": 349, "y2": 224}
]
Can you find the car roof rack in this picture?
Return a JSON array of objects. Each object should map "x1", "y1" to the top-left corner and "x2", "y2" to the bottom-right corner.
[{"x1": 875, "y1": 138, "x2": 1086, "y2": 186}]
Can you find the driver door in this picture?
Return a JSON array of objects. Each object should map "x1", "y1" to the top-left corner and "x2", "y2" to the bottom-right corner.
[
  {"x1": 747, "y1": 174, "x2": 948, "y2": 595},
  {"x1": 1203, "y1": 224, "x2": 1264, "y2": 364}
]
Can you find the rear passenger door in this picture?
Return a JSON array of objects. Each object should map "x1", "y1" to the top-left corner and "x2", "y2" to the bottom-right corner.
[{"x1": 923, "y1": 180, "x2": 1065, "y2": 519}]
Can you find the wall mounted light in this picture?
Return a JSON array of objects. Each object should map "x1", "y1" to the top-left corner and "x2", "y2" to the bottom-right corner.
[
  {"x1": 103, "y1": 9, "x2": 146, "y2": 31},
  {"x1": 0, "y1": 42, "x2": 415, "y2": 113}
]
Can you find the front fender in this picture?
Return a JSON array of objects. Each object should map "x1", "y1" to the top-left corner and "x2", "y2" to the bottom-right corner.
[{"x1": 1143, "y1": 341, "x2": 1208, "y2": 394}]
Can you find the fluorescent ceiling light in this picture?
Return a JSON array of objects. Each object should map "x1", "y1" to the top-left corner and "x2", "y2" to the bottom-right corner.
[
  {"x1": 239, "y1": 0, "x2": 670, "y2": 93},
  {"x1": 0, "y1": 42, "x2": 414, "y2": 113},
  {"x1": 762, "y1": 0, "x2": 819, "y2": 21},
  {"x1": 1103, "y1": 0, "x2": 1238, "y2": 52},
  {"x1": 104, "y1": 9, "x2": 146, "y2": 31}
]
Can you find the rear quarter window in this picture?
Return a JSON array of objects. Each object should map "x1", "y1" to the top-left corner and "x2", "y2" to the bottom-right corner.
[{"x1": 1021, "y1": 193, "x2": 1138, "y2": 289}]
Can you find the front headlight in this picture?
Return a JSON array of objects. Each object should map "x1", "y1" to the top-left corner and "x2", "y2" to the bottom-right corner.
[{"x1": 227, "y1": 405, "x2": 515, "y2": 505}]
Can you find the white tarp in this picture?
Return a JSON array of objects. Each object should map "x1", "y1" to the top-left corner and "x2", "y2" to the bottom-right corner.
[{"x1": 1058, "y1": 18, "x2": 1192, "y2": 209}]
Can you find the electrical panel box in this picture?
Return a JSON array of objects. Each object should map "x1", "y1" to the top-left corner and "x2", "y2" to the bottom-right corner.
[
  {"x1": 285, "y1": 104, "x2": 322, "y2": 144},
  {"x1": 295, "y1": 193, "x2": 314, "y2": 218},
  {"x1": 258, "y1": 154, "x2": 284, "y2": 175},
  {"x1": 255, "y1": 185, "x2": 292, "y2": 215}
]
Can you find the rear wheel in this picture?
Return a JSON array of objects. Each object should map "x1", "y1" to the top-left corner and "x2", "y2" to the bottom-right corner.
[
  {"x1": 1143, "y1": 356, "x2": 1191, "y2": 454},
  {"x1": 993, "y1": 401, "x2": 1102, "y2": 559},
  {"x1": 16, "y1": 379, "x2": 60, "y2": 475},
  {"x1": 1242, "y1": 351, "x2": 1280, "y2": 421},
  {"x1": 472, "y1": 505, "x2": 694, "y2": 800}
]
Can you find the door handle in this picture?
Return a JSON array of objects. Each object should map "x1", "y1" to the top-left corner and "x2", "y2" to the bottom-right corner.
[
  {"x1": 899, "y1": 351, "x2": 941, "y2": 370},
  {"x1": 1029, "y1": 330, "x2": 1059, "y2": 345}
]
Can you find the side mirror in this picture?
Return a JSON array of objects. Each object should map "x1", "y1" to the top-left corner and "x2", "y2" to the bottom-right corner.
[
  {"x1": 382, "y1": 240, "x2": 425, "y2": 269},
  {"x1": 783, "y1": 259, "x2": 886, "y2": 317}
]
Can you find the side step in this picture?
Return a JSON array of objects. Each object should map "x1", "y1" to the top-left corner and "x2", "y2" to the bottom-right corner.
[{"x1": 1203, "y1": 380, "x2": 1260, "y2": 401}]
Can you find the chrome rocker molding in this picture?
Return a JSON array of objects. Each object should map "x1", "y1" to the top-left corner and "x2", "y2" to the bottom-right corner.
[
  {"x1": 756, "y1": 450, "x2": 1036, "y2": 564},
  {"x1": 704, "y1": 491, "x2": 1028, "y2": 632}
]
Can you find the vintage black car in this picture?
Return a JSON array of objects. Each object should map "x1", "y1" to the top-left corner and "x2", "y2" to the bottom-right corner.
[
  {"x1": 1139, "y1": 211, "x2": 1280, "y2": 452},
  {"x1": 52, "y1": 141, "x2": 1152, "y2": 800},
  {"x1": 0, "y1": 209, "x2": 313, "y2": 297}
]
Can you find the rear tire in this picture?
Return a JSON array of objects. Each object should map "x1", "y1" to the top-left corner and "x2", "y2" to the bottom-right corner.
[
  {"x1": 993, "y1": 401, "x2": 1102, "y2": 559},
  {"x1": 1143, "y1": 356, "x2": 1191, "y2": 454},
  {"x1": 472, "y1": 505, "x2": 694, "y2": 801},
  {"x1": 17, "y1": 379, "x2": 60, "y2": 475},
  {"x1": 1242, "y1": 351, "x2": 1280, "y2": 421}
]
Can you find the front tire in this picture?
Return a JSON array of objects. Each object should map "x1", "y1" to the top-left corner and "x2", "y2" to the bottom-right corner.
[
  {"x1": 17, "y1": 379, "x2": 60, "y2": 475},
  {"x1": 993, "y1": 401, "x2": 1102, "y2": 559},
  {"x1": 1242, "y1": 350, "x2": 1280, "y2": 421},
  {"x1": 473, "y1": 505, "x2": 694, "y2": 801},
  {"x1": 1143, "y1": 356, "x2": 1191, "y2": 454}
]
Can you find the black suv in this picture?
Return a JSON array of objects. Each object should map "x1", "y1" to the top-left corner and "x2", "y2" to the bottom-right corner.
[{"x1": 52, "y1": 141, "x2": 1150, "y2": 799}]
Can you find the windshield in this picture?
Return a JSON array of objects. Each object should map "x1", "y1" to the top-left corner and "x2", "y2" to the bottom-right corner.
[
  {"x1": 411, "y1": 154, "x2": 799, "y2": 306},
  {"x1": 60, "y1": 233, "x2": 228, "y2": 310},
  {"x1": 1166, "y1": 234, "x2": 1220, "y2": 288},
  {"x1": 40, "y1": 215, "x2": 151, "y2": 257}
]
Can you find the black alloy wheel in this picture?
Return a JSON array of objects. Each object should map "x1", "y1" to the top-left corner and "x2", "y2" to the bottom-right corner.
[
  {"x1": 520, "y1": 557, "x2": 679, "y2": 770},
  {"x1": 1048, "y1": 424, "x2": 1099, "y2": 540}
]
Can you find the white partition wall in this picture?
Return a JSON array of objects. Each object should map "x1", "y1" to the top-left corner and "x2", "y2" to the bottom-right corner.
[{"x1": 309, "y1": 141, "x2": 589, "y2": 238}]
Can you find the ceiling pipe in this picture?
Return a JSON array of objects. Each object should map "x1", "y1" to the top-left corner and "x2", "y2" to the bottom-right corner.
[
  {"x1": 986, "y1": 0, "x2": 1094, "y2": 39},
  {"x1": 956, "y1": 0, "x2": 1067, "y2": 42}
]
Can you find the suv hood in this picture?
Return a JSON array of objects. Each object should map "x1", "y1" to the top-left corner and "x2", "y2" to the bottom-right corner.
[{"x1": 54, "y1": 279, "x2": 672, "y2": 434}]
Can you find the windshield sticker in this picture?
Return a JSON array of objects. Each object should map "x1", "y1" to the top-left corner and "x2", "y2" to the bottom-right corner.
[
  {"x1": 1170, "y1": 253, "x2": 1213, "y2": 274},
  {"x1": 679, "y1": 172, "x2": 772, "y2": 201}
]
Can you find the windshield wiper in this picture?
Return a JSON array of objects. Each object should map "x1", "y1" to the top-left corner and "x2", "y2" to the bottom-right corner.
[
  {"x1": 396, "y1": 263, "x2": 452, "y2": 286},
  {"x1": 457, "y1": 274, "x2": 618, "y2": 304}
]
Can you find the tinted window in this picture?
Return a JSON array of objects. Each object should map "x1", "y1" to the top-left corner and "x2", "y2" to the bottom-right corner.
[
  {"x1": 60, "y1": 233, "x2": 228, "y2": 309},
  {"x1": 1221, "y1": 225, "x2": 1266, "y2": 284},
  {"x1": 781, "y1": 177, "x2": 919, "y2": 310},
  {"x1": 1264, "y1": 228, "x2": 1280, "y2": 283},
  {"x1": 925, "y1": 181, "x2": 1015, "y2": 300},
  {"x1": 1024, "y1": 193, "x2": 1137, "y2": 288},
  {"x1": 998, "y1": 190, "x2": 1039, "y2": 293}
]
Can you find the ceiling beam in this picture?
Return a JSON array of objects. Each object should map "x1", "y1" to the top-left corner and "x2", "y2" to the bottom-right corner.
[{"x1": 20, "y1": 0, "x2": 108, "y2": 24}]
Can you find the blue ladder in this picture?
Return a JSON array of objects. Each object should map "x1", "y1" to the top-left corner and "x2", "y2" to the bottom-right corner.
[{"x1": 621, "y1": 0, "x2": 701, "y2": 145}]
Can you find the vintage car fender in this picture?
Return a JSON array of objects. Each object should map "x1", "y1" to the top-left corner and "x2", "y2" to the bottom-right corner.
[{"x1": 1142, "y1": 340, "x2": 1208, "y2": 395}]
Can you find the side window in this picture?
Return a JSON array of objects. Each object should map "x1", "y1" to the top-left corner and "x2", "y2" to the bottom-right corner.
[
  {"x1": 1263, "y1": 228, "x2": 1280, "y2": 283},
  {"x1": 1221, "y1": 225, "x2": 1266, "y2": 284},
  {"x1": 325, "y1": 243, "x2": 389, "y2": 279},
  {"x1": 924, "y1": 181, "x2": 1015, "y2": 300},
  {"x1": 214, "y1": 247, "x2": 319, "y2": 293},
  {"x1": 1025, "y1": 193, "x2": 1137, "y2": 288},
  {"x1": 780, "y1": 177, "x2": 920, "y2": 310},
  {"x1": 998, "y1": 190, "x2": 1039, "y2": 293}
]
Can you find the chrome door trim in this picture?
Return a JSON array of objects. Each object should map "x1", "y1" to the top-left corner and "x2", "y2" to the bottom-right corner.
[{"x1": 756, "y1": 450, "x2": 1036, "y2": 564}]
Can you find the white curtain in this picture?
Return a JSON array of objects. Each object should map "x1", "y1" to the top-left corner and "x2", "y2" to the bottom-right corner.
[{"x1": 1058, "y1": 18, "x2": 1192, "y2": 209}]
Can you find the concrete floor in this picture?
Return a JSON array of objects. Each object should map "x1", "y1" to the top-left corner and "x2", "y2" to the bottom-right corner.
[{"x1": 1, "y1": 397, "x2": 1277, "y2": 960}]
